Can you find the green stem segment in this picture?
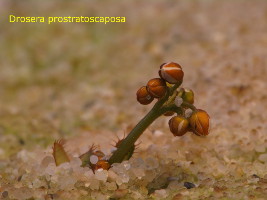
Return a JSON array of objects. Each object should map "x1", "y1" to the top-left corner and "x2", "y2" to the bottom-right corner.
[
  {"x1": 108, "y1": 105, "x2": 165, "y2": 164},
  {"x1": 181, "y1": 102, "x2": 197, "y2": 111},
  {"x1": 108, "y1": 82, "x2": 182, "y2": 165}
]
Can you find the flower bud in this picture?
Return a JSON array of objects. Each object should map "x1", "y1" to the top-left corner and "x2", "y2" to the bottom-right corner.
[
  {"x1": 181, "y1": 88, "x2": 194, "y2": 104},
  {"x1": 159, "y1": 62, "x2": 184, "y2": 84},
  {"x1": 136, "y1": 86, "x2": 154, "y2": 105},
  {"x1": 168, "y1": 116, "x2": 189, "y2": 136},
  {"x1": 189, "y1": 109, "x2": 210, "y2": 136},
  {"x1": 146, "y1": 78, "x2": 167, "y2": 98}
]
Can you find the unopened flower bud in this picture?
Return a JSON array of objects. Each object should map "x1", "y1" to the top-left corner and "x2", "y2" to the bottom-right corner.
[
  {"x1": 136, "y1": 86, "x2": 154, "y2": 105},
  {"x1": 168, "y1": 116, "x2": 189, "y2": 136},
  {"x1": 189, "y1": 109, "x2": 210, "y2": 136},
  {"x1": 181, "y1": 88, "x2": 194, "y2": 104},
  {"x1": 146, "y1": 78, "x2": 167, "y2": 98},
  {"x1": 159, "y1": 62, "x2": 184, "y2": 84}
]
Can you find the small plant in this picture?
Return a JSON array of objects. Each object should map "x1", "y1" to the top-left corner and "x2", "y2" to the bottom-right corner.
[{"x1": 53, "y1": 62, "x2": 210, "y2": 171}]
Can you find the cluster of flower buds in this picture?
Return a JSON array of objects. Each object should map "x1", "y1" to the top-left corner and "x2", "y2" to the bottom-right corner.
[
  {"x1": 53, "y1": 61, "x2": 210, "y2": 168},
  {"x1": 168, "y1": 109, "x2": 210, "y2": 137},
  {"x1": 137, "y1": 62, "x2": 184, "y2": 104},
  {"x1": 136, "y1": 62, "x2": 210, "y2": 137},
  {"x1": 168, "y1": 86, "x2": 210, "y2": 137}
]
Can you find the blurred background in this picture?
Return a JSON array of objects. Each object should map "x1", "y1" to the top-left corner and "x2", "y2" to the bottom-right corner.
[
  {"x1": 0, "y1": 0, "x2": 267, "y2": 160},
  {"x1": 1, "y1": 1, "x2": 267, "y2": 199}
]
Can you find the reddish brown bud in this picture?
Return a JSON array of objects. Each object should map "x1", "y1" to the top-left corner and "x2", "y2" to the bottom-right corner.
[
  {"x1": 189, "y1": 109, "x2": 210, "y2": 136},
  {"x1": 146, "y1": 78, "x2": 167, "y2": 98},
  {"x1": 136, "y1": 86, "x2": 154, "y2": 105},
  {"x1": 159, "y1": 62, "x2": 184, "y2": 84},
  {"x1": 168, "y1": 116, "x2": 189, "y2": 136}
]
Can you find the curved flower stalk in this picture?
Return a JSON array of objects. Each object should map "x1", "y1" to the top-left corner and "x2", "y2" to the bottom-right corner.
[
  {"x1": 108, "y1": 62, "x2": 210, "y2": 165},
  {"x1": 52, "y1": 62, "x2": 210, "y2": 170}
]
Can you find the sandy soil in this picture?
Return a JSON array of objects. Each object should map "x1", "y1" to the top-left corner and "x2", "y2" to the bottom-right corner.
[{"x1": 0, "y1": 0, "x2": 267, "y2": 199}]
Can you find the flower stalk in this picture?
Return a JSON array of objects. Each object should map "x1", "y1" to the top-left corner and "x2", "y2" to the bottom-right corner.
[
  {"x1": 108, "y1": 82, "x2": 182, "y2": 164},
  {"x1": 108, "y1": 62, "x2": 210, "y2": 166},
  {"x1": 52, "y1": 62, "x2": 210, "y2": 171}
]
